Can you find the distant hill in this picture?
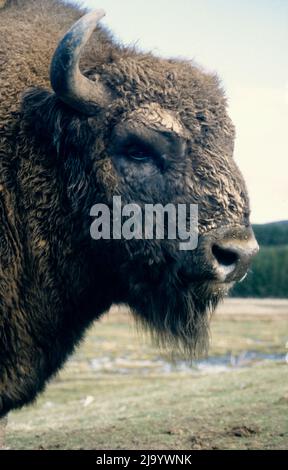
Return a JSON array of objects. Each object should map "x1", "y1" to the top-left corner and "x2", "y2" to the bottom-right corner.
[
  {"x1": 253, "y1": 220, "x2": 288, "y2": 246},
  {"x1": 231, "y1": 220, "x2": 288, "y2": 298}
]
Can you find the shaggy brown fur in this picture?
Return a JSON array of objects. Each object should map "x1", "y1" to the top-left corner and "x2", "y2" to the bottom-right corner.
[{"x1": 0, "y1": 0, "x2": 252, "y2": 417}]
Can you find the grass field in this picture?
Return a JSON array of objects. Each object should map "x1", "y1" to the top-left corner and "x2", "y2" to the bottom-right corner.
[{"x1": 5, "y1": 299, "x2": 288, "y2": 450}]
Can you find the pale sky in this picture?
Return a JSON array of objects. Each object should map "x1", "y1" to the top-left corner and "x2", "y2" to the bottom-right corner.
[{"x1": 72, "y1": 0, "x2": 288, "y2": 224}]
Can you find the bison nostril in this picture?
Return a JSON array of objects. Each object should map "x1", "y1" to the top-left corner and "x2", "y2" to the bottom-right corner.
[
  {"x1": 212, "y1": 244, "x2": 239, "y2": 267},
  {"x1": 204, "y1": 226, "x2": 259, "y2": 283}
]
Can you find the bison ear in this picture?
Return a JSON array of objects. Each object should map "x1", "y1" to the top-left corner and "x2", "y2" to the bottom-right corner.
[{"x1": 50, "y1": 10, "x2": 112, "y2": 116}]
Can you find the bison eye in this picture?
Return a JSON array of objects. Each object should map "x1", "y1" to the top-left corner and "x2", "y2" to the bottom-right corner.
[
  {"x1": 126, "y1": 144, "x2": 155, "y2": 162},
  {"x1": 122, "y1": 140, "x2": 157, "y2": 162}
]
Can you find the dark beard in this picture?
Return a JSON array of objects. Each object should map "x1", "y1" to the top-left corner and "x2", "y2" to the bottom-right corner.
[{"x1": 128, "y1": 280, "x2": 226, "y2": 358}]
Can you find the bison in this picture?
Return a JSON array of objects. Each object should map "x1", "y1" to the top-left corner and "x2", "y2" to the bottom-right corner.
[{"x1": 0, "y1": 0, "x2": 258, "y2": 437}]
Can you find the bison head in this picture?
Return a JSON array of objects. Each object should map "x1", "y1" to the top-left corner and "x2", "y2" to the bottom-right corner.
[{"x1": 23, "y1": 10, "x2": 258, "y2": 357}]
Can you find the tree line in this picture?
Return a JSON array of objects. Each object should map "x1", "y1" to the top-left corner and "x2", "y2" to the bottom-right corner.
[{"x1": 231, "y1": 221, "x2": 288, "y2": 298}]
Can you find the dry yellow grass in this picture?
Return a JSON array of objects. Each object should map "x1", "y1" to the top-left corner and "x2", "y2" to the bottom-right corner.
[{"x1": 5, "y1": 298, "x2": 288, "y2": 449}]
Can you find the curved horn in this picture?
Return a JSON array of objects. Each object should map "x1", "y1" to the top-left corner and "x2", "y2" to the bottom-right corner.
[{"x1": 50, "y1": 10, "x2": 111, "y2": 115}]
